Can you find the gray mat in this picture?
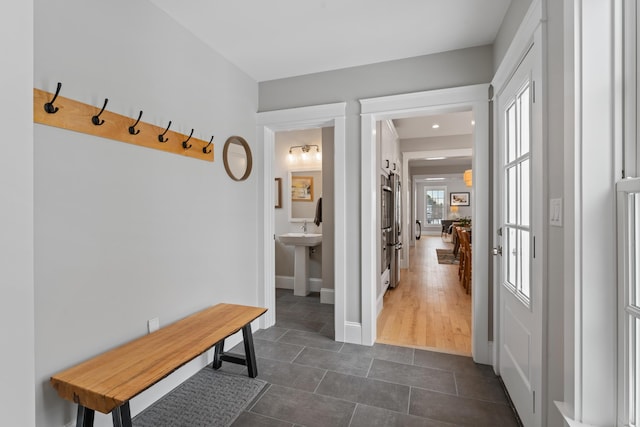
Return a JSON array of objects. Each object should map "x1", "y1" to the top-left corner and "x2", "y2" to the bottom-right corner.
[{"x1": 133, "y1": 368, "x2": 266, "y2": 427}]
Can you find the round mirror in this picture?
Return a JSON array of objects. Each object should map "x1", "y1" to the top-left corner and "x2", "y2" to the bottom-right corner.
[{"x1": 223, "y1": 136, "x2": 252, "y2": 181}]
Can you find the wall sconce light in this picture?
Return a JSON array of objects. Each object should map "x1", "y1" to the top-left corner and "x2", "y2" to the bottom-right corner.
[
  {"x1": 464, "y1": 169, "x2": 473, "y2": 187},
  {"x1": 288, "y1": 144, "x2": 321, "y2": 163}
]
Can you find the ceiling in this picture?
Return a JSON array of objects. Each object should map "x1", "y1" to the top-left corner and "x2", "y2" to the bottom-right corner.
[
  {"x1": 148, "y1": 0, "x2": 512, "y2": 82},
  {"x1": 394, "y1": 111, "x2": 474, "y2": 139}
]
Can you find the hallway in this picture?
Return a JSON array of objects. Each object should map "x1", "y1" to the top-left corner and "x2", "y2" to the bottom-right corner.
[
  {"x1": 377, "y1": 235, "x2": 472, "y2": 355},
  {"x1": 228, "y1": 289, "x2": 517, "y2": 426}
]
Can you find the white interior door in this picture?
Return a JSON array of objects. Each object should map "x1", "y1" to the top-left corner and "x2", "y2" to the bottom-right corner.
[{"x1": 495, "y1": 40, "x2": 543, "y2": 427}]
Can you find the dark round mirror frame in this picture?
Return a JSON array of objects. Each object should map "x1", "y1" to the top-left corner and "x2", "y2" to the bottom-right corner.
[{"x1": 222, "y1": 136, "x2": 252, "y2": 181}]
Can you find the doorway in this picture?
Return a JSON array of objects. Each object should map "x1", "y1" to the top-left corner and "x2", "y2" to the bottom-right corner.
[
  {"x1": 360, "y1": 85, "x2": 492, "y2": 364},
  {"x1": 376, "y1": 111, "x2": 475, "y2": 354},
  {"x1": 493, "y1": 35, "x2": 543, "y2": 427},
  {"x1": 257, "y1": 103, "x2": 348, "y2": 341}
]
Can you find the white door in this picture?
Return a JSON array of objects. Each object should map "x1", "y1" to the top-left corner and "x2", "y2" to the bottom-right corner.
[{"x1": 495, "y1": 40, "x2": 543, "y2": 427}]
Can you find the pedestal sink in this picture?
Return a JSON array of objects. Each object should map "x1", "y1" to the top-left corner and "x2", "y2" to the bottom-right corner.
[{"x1": 278, "y1": 233, "x2": 322, "y2": 296}]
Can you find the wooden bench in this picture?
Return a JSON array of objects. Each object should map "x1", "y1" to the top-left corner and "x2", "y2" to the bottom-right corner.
[{"x1": 50, "y1": 303, "x2": 267, "y2": 427}]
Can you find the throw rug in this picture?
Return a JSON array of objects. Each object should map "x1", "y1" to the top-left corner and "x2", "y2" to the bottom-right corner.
[
  {"x1": 436, "y1": 248, "x2": 459, "y2": 265},
  {"x1": 133, "y1": 368, "x2": 266, "y2": 427}
]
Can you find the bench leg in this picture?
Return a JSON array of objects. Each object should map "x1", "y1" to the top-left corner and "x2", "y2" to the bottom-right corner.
[
  {"x1": 212, "y1": 340, "x2": 225, "y2": 370},
  {"x1": 211, "y1": 323, "x2": 258, "y2": 377},
  {"x1": 76, "y1": 405, "x2": 94, "y2": 427},
  {"x1": 242, "y1": 323, "x2": 258, "y2": 378},
  {"x1": 111, "y1": 402, "x2": 132, "y2": 427}
]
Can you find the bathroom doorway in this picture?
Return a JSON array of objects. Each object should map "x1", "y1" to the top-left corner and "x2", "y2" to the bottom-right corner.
[
  {"x1": 273, "y1": 128, "x2": 333, "y2": 304},
  {"x1": 256, "y1": 103, "x2": 348, "y2": 342}
]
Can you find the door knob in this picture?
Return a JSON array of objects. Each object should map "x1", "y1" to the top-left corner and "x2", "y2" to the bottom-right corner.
[{"x1": 492, "y1": 246, "x2": 503, "y2": 256}]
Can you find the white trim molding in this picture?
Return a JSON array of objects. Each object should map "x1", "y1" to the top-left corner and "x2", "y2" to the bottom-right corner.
[
  {"x1": 256, "y1": 103, "x2": 348, "y2": 342},
  {"x1": 320, "y1": 288, "x2": 335, "y2": 305},
  {"x1": 559, "y1": 0, "x2": 621, "y2": 425},
  {"x1": 359, "y1": 85, "x2": 491, "y2": 366}
]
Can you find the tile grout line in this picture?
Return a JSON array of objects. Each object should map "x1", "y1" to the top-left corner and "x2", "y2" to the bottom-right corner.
[
  {"x1": 453, "y1": 372, "x2": 459, "y2": 395},
  {"x1": 312, "y1": 368, "x2": 329, "y2": 394},
  {"x1": 246, "y1": 383, "x2": 271, "y2": 412},
  {"x1": 347, "y1": 403, "x2": 359, "y2": 426},
  {"x1": 365, "y1": 356, "x2": 374, "y2": 377}
]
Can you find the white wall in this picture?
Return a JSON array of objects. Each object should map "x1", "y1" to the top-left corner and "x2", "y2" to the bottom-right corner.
[
  {"x1": 260, "y1": 45, "x2": 494, "y2": 323},
  {"x1": 0, "y1": 1, "x2": 35, "y2": 426},
  {"x1": 34, "y1": 1, "x2": 259, "y2": 426},
  {"x1": 415, "y1": 178, "x2": 472, "y2": 233},
  {"x1": 400, "y1": 134, "x2": 473, "y2": 152}
]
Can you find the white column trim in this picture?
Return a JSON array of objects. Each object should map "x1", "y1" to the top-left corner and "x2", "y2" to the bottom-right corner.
[{"x1": 565, "y1": 0, "x2": 621, "y2": 424}]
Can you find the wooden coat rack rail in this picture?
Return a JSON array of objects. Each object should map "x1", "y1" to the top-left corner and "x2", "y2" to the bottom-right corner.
[{"x1": 33, "y1": 86, "x2": 214, "y2": 162}]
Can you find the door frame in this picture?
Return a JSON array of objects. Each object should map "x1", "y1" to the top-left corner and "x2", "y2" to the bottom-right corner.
[
  {"x1": 257, "y1": 103, "x2": 348, "y2": 341},
  {"x1": 494, "y1": 40, "x2": 544, "y2": 426},
  {"x1": 360, "y1": 85, "x2": 492, "y2": 364},
  {"x1": 491, "y1": 0, "x2": 546, "y2": 424}
]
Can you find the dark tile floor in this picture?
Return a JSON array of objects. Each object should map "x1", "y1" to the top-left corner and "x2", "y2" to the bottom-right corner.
[{"x1": 228, "y1": 289, "x2": 521, "y2": 427}]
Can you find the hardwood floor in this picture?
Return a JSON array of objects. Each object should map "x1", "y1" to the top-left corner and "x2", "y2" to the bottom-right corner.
[{"x1": 376, "y1": 235, "x2": 472, "y2": 355}]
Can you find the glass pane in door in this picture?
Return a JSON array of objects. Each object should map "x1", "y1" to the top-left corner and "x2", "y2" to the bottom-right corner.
[
  {"x1": 520, "y1": 230, "x2": 530, "y2": 299},
  {"x1": 507, "y1": 226, "x2": 517, "y2": 289},
  {"x1": 519, "y1": 86, "x2": 530, "y2": 155},
  {"x1": 521, "y1": 160, "x2": 530, "y2": 227},
  {"x1": 631, "y1": 316, "x2": 639, "y2": 425},
  {"x1": 507, "y1": 104, "x2": 517, "y2": 163},
  {"x1": 508, "y1": 166, "x2": 517, "y2": 224},
  {"x1": 633, "y1": 193, "x2": 640, "y2": 309}
]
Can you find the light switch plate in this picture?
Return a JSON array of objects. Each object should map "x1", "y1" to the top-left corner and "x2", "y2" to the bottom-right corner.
[{"x1": 550, "y1": 198, "x2": 562, "y2": 227}]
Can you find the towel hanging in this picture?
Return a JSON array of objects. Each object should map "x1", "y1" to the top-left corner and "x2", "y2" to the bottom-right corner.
[{"x1": 314, "y1": 197, "x2": 322, "y2": 226}]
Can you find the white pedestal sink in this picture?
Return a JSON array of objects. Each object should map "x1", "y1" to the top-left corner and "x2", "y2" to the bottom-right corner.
[{"x1": 278, "y1": 233, "x2": 322, "y2": 296}]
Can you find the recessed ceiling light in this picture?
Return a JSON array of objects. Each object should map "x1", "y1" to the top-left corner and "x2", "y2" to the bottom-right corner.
[
  {"x1": 426, "y1": 177, "x2": 445, "y2": 181},
  {"x1": 425, "y1": 156, "x2": 446, "y2": 160},
  {"x1": 471, "y1": 120, "x2": 475, "y2": 125},
  {"x1": 432, "y1": 124, "x2": 440, "y2": 129}
]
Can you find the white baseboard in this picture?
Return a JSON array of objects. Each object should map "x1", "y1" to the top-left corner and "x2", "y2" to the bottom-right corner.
[
  {"x1": 554, "y1": 401, "x2": 600, "y2": 427},
  {"x1": 275, "y1": 276, "x2": 322, "y2": 293},
  {"x1": 344, "y1": 321, "x2": 363, "y2": 345},
  {"x1": 320, "y1": 288, "x2": 334, "y2": 304},
  {"x1": 376, "y1": 286, "x2": 388, "y2": 316}
]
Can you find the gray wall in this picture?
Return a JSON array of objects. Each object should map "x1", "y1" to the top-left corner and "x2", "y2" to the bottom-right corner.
[
  {"x1": 1, "y1": 1, "x2": 35, "y2": 426},
  {"x1": 260, "y1": 45, "x2": 494, "y2": 322},
  {"x1": 34, "y1": 1, "x2": 259, "y2": 425},
  {"x1": 493, "y1": 0, "x2": 534, "y2": 71},
  {"x1": 545, "y1": 0, "x2": 566, "y2": 425}
]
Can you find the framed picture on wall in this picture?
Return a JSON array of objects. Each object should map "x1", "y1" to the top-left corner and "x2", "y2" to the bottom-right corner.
[
  {"x1": 274, "y1": 178, "x2": 282, "y2": 208},
  {"x1": 450, "y1": 192, "x2": 470, "y2": 206},
  {"x1": 291, "y1": 176, "x2": 314, "y2": 201}
]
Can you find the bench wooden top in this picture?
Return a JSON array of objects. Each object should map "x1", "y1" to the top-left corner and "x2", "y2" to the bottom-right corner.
[{"x1": 50, "y1": 303, "x2": 267, "y2": 414}]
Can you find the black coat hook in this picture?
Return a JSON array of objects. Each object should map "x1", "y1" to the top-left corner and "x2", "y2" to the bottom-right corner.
[
  {"x1": 182, "y1": 129, "x2": 194, "y2": 149},
  {"x1": 158, "y1": 121, "x2": 172, "y2": 143},
  {"x1": 44, "y1": 82, "x2": 62, "y2": 114},
  {"x1": 91, "y1": 98, "x2": 109, "y2": 126},
  {"x1": 128, "y1": 110, "x2": 143, "y2": 135},
  {"x1": 203, "y1": 136, "x2": 213, "y2": 154}
]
